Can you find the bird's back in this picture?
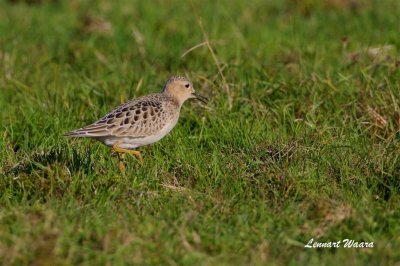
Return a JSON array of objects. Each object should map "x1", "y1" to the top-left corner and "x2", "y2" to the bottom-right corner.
[{"x1": 64, "y1": 93, "x2": 181, "y2": 142}]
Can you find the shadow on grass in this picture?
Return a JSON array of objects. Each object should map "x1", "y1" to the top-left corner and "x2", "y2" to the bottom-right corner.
[{"x1": 3, "y1": 145, "x2": 97, "y2": 176}]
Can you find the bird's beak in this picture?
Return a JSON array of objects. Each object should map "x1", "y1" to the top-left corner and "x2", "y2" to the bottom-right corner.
[{"x1": 192, "y1": 92, "x2": 208, "y2": 104}]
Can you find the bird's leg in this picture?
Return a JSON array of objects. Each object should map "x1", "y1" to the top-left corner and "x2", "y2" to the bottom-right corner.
[
  {"x1": 117, "y1": 152, "x2": 126, "y2": 172},
  {"x1": 128, "y1": 150, "x2": 144, "y2": 165},
  {"x1": 112, "y1": 142, "x2": 144, "y2": 165},
  {"x1": 113, "y1": 142, "x2": 127, "y2": 172}
]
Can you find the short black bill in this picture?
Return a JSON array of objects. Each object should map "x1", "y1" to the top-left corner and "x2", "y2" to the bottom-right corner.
[{"x1": 192, "y1": 92, "x2": 208, "y2": 104}]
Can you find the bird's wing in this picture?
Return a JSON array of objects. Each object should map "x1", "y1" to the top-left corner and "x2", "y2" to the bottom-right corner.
[{"x1": 64, "y1": 95, "x2": 175, "y2": 138}]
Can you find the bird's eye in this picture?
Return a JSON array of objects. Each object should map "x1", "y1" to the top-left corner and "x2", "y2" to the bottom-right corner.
[{"x1": 185, "y1": 83, "x2": 190, "y2": 88}]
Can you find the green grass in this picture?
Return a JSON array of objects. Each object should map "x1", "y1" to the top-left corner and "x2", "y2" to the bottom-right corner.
[{"x1": 1, "y1": 0, "x2": 400, "y2": 264}]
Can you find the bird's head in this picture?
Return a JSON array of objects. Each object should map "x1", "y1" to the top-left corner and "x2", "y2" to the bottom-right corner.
[{"x1": 162, "y1": 76, "x2": 208, "y2": 106}]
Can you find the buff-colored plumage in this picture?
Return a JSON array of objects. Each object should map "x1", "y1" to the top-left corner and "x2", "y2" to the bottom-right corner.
[
  {"x1": 64, "y1": 93, "x2": 180, "y2": 148},
  {"x1": 64, "y1": 76, "x2": 208, "y2": 171}
]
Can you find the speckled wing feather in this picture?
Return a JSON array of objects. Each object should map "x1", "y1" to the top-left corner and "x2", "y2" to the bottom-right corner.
[{"x1": 64, "y1": 94, "x2": 179, "y2": 138}]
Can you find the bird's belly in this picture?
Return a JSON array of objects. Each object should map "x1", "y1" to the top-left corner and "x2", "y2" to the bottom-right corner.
[{"x1": 98, "y1": 117, "x2": 178, "y2": 149}]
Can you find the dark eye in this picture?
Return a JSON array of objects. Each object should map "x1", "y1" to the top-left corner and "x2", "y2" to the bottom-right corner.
[{"x1": 185, "y1": 83, "x2": 190, "y2": 88}]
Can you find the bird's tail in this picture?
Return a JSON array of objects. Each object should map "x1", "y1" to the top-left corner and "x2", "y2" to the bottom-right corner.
[
  {"x1": 64, "y1": 123, "x2": 110, "y2": 137},
  {"x1": 63, "y1": 130, "x2": 90, "y2": 138}
]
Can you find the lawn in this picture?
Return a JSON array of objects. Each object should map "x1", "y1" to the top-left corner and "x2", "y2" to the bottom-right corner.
[{"x1": 1, "y1": 0, "x2": 400, "y2": 265}]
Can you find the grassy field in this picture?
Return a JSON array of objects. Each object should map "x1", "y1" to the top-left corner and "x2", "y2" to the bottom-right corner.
[{"x1": 1, "y1": 0, "x2": 400, "y2": 264}]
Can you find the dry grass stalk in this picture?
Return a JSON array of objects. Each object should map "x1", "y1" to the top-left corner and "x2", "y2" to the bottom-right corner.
[{"x1": 185, "y1": 0, "x2": 232, "y2": 109}]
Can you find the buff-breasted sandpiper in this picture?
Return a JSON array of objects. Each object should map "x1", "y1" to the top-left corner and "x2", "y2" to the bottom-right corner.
[{"x1": 64, "y1": 76, "x2": 208, "y2": 171}]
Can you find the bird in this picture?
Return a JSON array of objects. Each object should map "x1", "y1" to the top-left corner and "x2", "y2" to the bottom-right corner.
[{"x1": 64, "y1": 76, "x2": 208, "y2": 172}]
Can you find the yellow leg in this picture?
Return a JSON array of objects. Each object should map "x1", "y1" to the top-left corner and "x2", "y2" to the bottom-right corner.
[
  {"x1": 112, "y1": 142, "x2": 144, "y2": 166},
  {"x1": 117, "y1": 153, "x2": 126, "y2": 172}
]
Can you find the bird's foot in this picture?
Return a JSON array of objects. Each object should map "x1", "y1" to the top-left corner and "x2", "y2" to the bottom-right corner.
[{"x1": 112, "y1": 142, "x2": 144, "y2": 171}]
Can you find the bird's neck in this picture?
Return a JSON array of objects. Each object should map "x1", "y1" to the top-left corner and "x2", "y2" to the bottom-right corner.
[{"x1": 164, "y1": 92, "x2": 185, "y2": 108}]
